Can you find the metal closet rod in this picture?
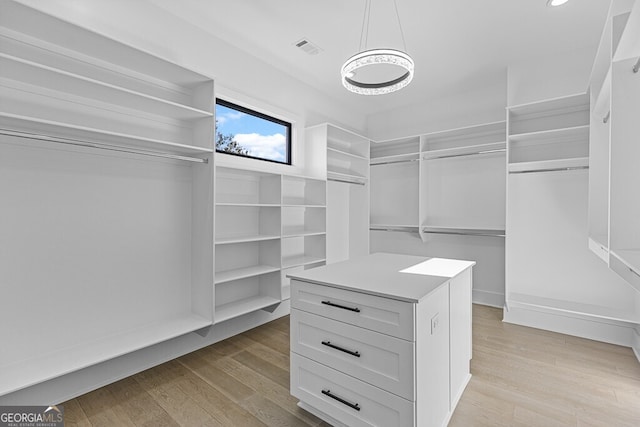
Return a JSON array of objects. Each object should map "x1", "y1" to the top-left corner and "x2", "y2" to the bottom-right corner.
[
  {"x1": 509, "y1": 165, "x2": 589, "y2": 174},
  {"x1": 369, "y1": 225, "x2": 419, "y2": 233},
  {"x1": 0, "y1": 128, "x2": 208, "y2": 164},
  {"x1": 422, "y1": 229, "x2": 506, "y2": 238},
  {"x1": 425, "y1": 148, "x2": 506, "y2": 161},
  {"x1": 370, "y1": 158, "x2": 419, "y2": 166},
  {"x1": 328, "y1": 176, "x2": 366, "y2": 186}
]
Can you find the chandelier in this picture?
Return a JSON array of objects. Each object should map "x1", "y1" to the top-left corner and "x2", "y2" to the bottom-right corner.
[{"x1": 341, "y1": 0, "x2": 414, "y2": 95}]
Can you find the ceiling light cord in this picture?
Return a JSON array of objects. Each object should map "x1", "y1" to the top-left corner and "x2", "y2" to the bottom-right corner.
[
  {"x1": 393, "y1": 0, "x2": 408, "y2": 52},
  {"x1": 359, "y1": 0, "x2": 371, "y2": 52}
]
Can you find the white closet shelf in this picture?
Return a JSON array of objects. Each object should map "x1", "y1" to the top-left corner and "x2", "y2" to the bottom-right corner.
[
  {"x1": 370, "y1": 224, "x2": 420, "y2": 233},
  {"x1": 327, "y1": 146, "x2": 368, "y2": 161},
  {"x1": 507, "y1": 293, "x2": 639, "y2": 323},
  {"x1": 508, "y1": 93, "x2": 590, "y2": 118},
  {"x1": 508, "y1": 125, "x2": 589, "y2": 143},
  {"x1": 327, "y1": 169, "x2": 367, "y2": 181},
  {"x1": 215, "y1": 265, "x2": 281, "y2": 284},
  {"x1": 0, "y1": 53, "x2": 213, "y2": 120},
  {"x1": 215, "y1": 296, "x2": 281, "y2": 324},
  {"x1": 588, "y1": 234, "x2": 609, "y2": 263},
  {"x1": 0, "y1": 112, "x2": 213, "y2": 155},
  {"x1": 215, "y1": 234, "x2": 281, "y2": 245},
  {"x1": 423, "y1": 141, "x2": 506, "y2": 160},
  {"x1": 508, "y1": 157, "x2": 589, "y2": 173},
  {"x1": 215, "y1": 202, "x2": 280, "y2": 207},
  {"x1": 282, "y1": 255, "x2": 327, "y2": 269},
  {"x1": 0, "y1": 313, "x2": 211, "y2": 397},
  {"x1": 610, "y1": 249, "x2": 640, "y2": 275},
  {"x1": 282, "y1": 228, "x2": 326, "y2": 238}
]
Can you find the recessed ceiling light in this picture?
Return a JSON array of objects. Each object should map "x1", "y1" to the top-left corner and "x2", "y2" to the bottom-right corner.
[{"x1": 547, "y1": 0, "x2": 569, "y2": 6}]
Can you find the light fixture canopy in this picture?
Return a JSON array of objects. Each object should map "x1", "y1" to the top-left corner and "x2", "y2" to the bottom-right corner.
[
  {"x1": 547, "y1": 0, "x2": 569, "y2": 6},
  {"x1": 342, "y1": 0, "x2": 414, "y2": 95},
  {"x1": 341, "y1": 48, "x2": 415, "y2": 95}
]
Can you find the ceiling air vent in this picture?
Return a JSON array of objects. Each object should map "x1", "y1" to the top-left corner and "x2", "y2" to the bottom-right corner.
[{"x1": 295, "y1": 38, "x2": 322, "y2": 55}]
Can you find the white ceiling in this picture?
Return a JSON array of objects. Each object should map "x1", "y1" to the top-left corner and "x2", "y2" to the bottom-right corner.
[{"x1": 147, "y1": 0, "x2": 610, "y2": 117}]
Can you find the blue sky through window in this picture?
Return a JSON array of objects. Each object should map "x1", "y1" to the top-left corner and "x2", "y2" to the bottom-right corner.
[{"x1": 216, "y1": 103, "x2": 289, "y2": 163}]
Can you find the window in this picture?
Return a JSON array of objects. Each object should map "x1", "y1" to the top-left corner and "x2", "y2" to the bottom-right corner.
[{"x1": 215, "y1": 99, "x2": 292, "y2": 165}]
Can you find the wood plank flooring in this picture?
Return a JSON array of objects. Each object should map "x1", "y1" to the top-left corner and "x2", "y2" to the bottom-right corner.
[{"x1": 63, "y1": 305, "x2": 640, "y2": 426}]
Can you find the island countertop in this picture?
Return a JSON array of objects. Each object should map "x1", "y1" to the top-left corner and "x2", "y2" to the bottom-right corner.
[{"x1": 286, "y1": 252, "x2": 475, "y2": 303}]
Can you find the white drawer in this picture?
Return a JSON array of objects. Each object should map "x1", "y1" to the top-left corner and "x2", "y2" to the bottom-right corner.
[
  {"x1": 291, "y1": 309, "x2": 415, "y2": 400},
  {"x1": 290, "y1": 279, "x2": 414, "y2": 341},
  {"x1": 291, "y1": 353, "x2": 414, "y2": 427}
]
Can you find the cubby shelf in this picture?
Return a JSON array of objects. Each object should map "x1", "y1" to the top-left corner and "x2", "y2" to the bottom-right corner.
[
  {"x1": 282, "y1": 229, "x2": 327, "y2": 238},
  {"x1": 327, "y1": 146, "x2": 368, "y2": 160},
  {"x1": 0, "y1": 313, "x2": 211, "y2": 397},
  {"x1": 215, "y1": 265, "x2": 281, "y2": 284},
  {"x1": 215, "y1": 234, "x2": 280, "y2": 244}
]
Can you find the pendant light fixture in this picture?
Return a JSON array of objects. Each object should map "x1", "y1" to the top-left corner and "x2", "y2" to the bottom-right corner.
[{"x1": 341, "y1": 0, "x2": 414, "y2": 95}]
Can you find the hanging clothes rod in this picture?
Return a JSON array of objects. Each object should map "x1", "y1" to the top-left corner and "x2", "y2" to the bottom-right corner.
[
  {"x1": 0, "y1": 128, "x2": 209, "y2": 164},
  {"x1": 509, "y1": 165, "x2": 588, "y2": 174},
  {"x1": 370, "y1": 158, "x2": 419, "y2": 166},
  {"x1": 328, "y1": 176, "x2": 366, "y2": 186},
  {"x1": 425, "y1": 148, "x2": 506, "y2": 161},
  {"x1": 369, "y1": 225, "x2": 419, "y2": 233},
  {"x1": 422, "y1": 228, "x2": 505, "y2": 238}
]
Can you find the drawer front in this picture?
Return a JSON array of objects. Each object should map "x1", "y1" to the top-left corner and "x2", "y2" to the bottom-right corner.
[
  {"x1": 291, "y1": 353, "x2": 414, "y2": 427},
  {"x1": 291, "y1": 309, "x2": 415, "y2": 400},
  {"x1": 290, "y1": 279, "x2": 414, "y2": 340}
]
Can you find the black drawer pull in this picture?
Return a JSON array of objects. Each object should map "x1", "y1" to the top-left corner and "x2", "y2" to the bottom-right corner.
[
  {"x1": 321, "y1": 300, "x2": 360, "y2": 312},
  {"x1": 321, "y1": 389, "x2": 361, "y2": 411},
  {"x1": 321, "y1": 340, "x2": 361, "y2": 357}
]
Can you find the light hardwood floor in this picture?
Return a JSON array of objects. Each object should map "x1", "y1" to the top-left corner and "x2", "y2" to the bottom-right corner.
[{"x1": 63, "y1": 305, "x2": 640, "y2": 426}]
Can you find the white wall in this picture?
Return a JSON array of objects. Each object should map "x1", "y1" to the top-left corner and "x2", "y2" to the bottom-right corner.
[{"x1": 507, "y1": 46, "x2": 595, "y2": 106}]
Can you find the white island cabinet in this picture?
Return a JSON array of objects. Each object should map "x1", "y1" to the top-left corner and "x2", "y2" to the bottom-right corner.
[{"x1": 289, "y1": 252, "x2": 475, "y2": 427}]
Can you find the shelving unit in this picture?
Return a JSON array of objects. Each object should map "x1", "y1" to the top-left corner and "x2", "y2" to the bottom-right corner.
[
  {"x1": 306, "y1": 124, "x2": 369, "y2": 264},
  {"x1": 214, "y1": 168, "x2": 327, "y2": 319},
  {"x1": 505, "y1": 90, "x2": 638, "y2": 330},
  {"x1": 370, "y1": 136, "x2": 420, "y2": 228},
  {"x1": 0, "y1": 2, "x2": 214, "y2": 399}
]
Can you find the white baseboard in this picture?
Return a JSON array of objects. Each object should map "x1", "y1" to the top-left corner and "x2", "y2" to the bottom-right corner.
[
  {"x1": 503, "y1": 300, "x2": 637, "y2": 348},
  {"x1": 472, "y1": 289, "x2": 504, "y2": 308}
]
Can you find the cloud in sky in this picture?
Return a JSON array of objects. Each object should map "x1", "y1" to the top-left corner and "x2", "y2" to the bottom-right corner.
[
  {"x1": 217, "y1": 110, "x2": 245, "y2": 126},
  {"x1": 234, "y1": 133, "x2": 286, "y2": 162}
]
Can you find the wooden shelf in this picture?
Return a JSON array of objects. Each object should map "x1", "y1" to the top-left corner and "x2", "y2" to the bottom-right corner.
[
  {"x1": 215, "y1": 265, "x2": 281, "y2": 284},
  {"x1": 0, "y1": 314, "x2": 211, "y2": 397},
  {"x1": 0, "y1": 53, "x2": 213, "y2": 120},
  {"x1": 0, "y1": 112, "x2": 213, "y2": 156},
  {"x1": 508, "y1": 293, "x2": 639, "y2": 323},
  {"x1": 214, "y1": 296, "x2": 281, "y2": 324},
  {"x1": 508, "y1": 157, "x2": 589, "y2": 173}
]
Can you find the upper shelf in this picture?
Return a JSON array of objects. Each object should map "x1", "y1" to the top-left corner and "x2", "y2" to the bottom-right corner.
[
  {"x1": 423, "y1": 141, "x2": 505, "y2": 160},
  {"x1": 0, "y1": 53, "x2": 213, "y2": 121}
]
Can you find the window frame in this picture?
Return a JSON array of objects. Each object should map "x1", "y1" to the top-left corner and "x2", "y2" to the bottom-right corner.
[{"x1": 215, "y1": 98, "x2": 292, "y2": 165}]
